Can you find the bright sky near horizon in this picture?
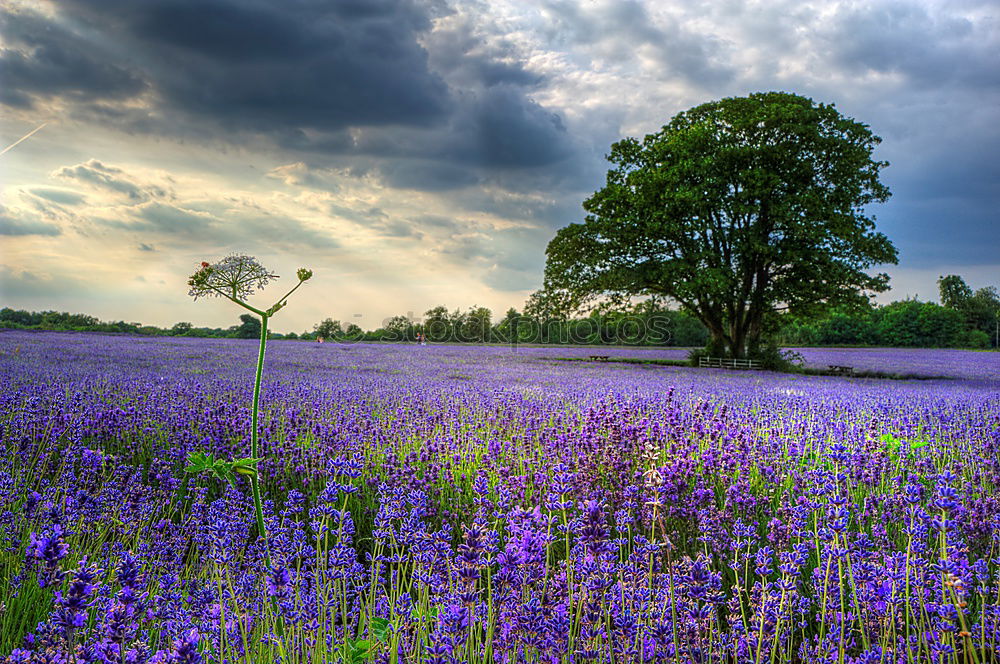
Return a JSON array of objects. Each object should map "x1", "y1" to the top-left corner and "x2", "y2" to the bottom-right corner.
[{"x1": 1, "y1": 0, "x2": 998, "y2": 333}]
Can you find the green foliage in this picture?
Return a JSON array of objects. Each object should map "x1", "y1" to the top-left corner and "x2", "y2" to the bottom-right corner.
[
  {"x1": 460, "y1": 306, "x2": 493, "y2": 343},
  {"x1": 0, "y1": 308, "x2": 144, "y2": 334},
  {"x1": 936, "y1": 275, "x2": 1000, "y2": 347},
  {"x1": 754, "y1": 342, "x2": 804, "y2": 371},
  {"x1": 185, "y1": 451, "x2": 262, "y2": 487},
  {"x1": 780, "y1": 298, "x2": 990, "y2": 348},
  {"x1": 965, "y1": 287, "x2": 1000, "y2": 331},
  {"x1": 938, "y1": 275, "x2": 973, "y2": 309},
  {"x1": 816, "y1": 312, "x2": 877, "y2": 345},
  {"x1": 880, "y1": 433, "x2": 929, "y2": 465},
  {"x1": 234, "y1": 313, "x2": 262, "y2": 339},
  {"x1": 335, "y1": 617, "x2": 391, "y2": 662},
  {"x1": 383, "y1": 314, "x2": 416, "y2": 341},
  {"x1": 0, "y1": 307, "x2": 234, "y2": 337},
  {"x1": 343, "y1": 323, "x2": 363, "y2": 339},
  {"x1": 877, "y1": 301, "x2": 963, "y2": 347},
  {"x1": 422, "y1": 305, "x2": 451, "y2": 342},
  {"x1": 370, "y1": 617, "x2": 391, "y2": 642},
  {"x1": 0, "y1": 303, "x2": 704, "y2": 348},
  {"x1": 339, "y1": 639, "x2": 375, "y2": 663},
  {"x1": 665, "y1": 310, "x2": 711, "y2": 347},
  {"x1": 494, "y1": 307, "x2": 521, "y2": 344},
  {"x1": 955, "y1": 329, "x2": 990, "y2": 349},
  {"x1": 540, "y1": 91, "x2": 898, "y2": 358},
  {"x1": 314, "y1": 318, "x2": 344, "y2": 340}
]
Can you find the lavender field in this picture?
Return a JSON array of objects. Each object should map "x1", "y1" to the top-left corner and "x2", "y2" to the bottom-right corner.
[{"x1": 2, "y1": 330, "x2": 999, "y2": 664}]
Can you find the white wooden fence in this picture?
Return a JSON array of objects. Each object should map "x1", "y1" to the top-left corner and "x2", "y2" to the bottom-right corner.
[{"x1": 698, "y1": 356, "x2": 761, "y2": 370}]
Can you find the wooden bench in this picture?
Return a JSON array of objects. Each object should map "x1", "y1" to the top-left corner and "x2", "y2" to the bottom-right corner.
[
  {"x1": 828, "y1": 365, "x2": 855, "y2": 375},
  {"x1": 699, "y1": 356, "x2": 761, "y2": 370},
  {"x1": 589, "y1": 355, "x2": 610, "y2": 362}
]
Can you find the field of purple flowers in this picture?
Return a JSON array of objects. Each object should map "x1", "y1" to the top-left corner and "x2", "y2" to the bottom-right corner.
[{"x1": 2, "y1": 330, "x2": 999, "y2": 664}]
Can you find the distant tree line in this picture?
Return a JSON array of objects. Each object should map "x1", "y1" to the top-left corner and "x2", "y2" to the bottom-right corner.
[
  {"x1": 780, "y1": 275, "x2": 999, "y2": 348},
  {"x1": 0, "y1": 303, "x2": 707, "y2": 346},
  {"x1": 0, "y1": 308, "x2": 267, "y2": 340},
  {"x1": 314, "y1": 303, "x2": 710, "y2": 346},
  {"x1": 4, "y1": 273, "x2": 997, "y2": 348}
]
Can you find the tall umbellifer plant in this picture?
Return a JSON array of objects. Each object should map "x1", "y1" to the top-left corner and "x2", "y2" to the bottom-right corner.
[{"x1": 186, "y1": 254, "x2": 312, "y2": 561}]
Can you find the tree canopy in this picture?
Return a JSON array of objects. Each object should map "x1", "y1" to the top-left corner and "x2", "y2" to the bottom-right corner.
[
  {"x1": 541, "y1": 91, "x2": 898, "y2": 358},
  {"x1": 234, "y1": 313, "x2": 262, "y2": 339},
  {"x1": 314, "y1": 318, "x2": 343, "y2": 340},
  {"x1": 938, "y1": 274, "x2": 1000, "y2": 345},
  {"x1": 938, "y1": 275, "x2": 973, "y2": 310}
]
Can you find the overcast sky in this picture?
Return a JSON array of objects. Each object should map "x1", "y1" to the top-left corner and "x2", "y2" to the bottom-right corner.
[{"x1": 1, "y1": 0, "x2": 997, "y2": 332}]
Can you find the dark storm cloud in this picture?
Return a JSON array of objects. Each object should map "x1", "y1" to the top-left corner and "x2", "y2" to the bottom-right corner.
[
  {"x1": 276, "y1": 85, "x2": 577, "y2": 189},
  {"x1": 869, "y1": 106, "x2": 1000, "y2": 267},
  {"x1": 446, "y1": 85, "x2": 572, "y2": 168},
  {"x1": 44, "y1": 0, "x2": 450, "y2": 132},
  {"x1": 2, "y1": 1, "x2": 583, "y2": 193},
  {"x1": 462, "y1": 59, "x2": 542, "y2": 89},
  {"x1": 0, "y1": 7, "x2": 147, "y2": 108},
  {"x1": 376, "y1": 159, "x2": 481, "y2": 191},
  {"x1": 882, "y1": 197, "x2": 998, "y2": 266},
  {"x1": 878, "y1": 138, "x2": 1000, "y2": 266}
]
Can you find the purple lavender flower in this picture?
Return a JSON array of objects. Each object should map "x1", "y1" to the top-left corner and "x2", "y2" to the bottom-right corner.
[
  {"x1": 52, "y1": 559, "x2": 100, "y2": 637},
  {"x1": 267, "y1": 565, "x2": 292, "y2": 599},
  {"x1": 169, "y1": 629, "x2": 203, "y2": 664},
  {"x1": 27, "y1": 525, "x2": 68, "y2": 587}
]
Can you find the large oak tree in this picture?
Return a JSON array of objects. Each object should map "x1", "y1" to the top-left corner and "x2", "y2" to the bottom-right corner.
[{"x1": 541, "y1": 92, "x2": 898, "y2": 358}]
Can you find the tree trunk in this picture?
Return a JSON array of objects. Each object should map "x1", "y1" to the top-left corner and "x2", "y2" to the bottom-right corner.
[
  {"x1": 707, "y1": 328, "x2": 727, "y2": 357},
  {"x1": 746, "y1": 323, "x2": 763, "y2": 358},
  {"x1": 730, "y1": 326, "x2": 746, "y2": 359}
]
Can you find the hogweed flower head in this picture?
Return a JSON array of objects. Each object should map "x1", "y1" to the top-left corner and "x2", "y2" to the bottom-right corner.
[{"x1": 188, "y1": 254, "x2": 278, "y2": 302}]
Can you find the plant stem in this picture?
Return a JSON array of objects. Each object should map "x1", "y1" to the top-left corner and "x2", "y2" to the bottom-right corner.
[
  {"x1": 270, "y1": 279, "x2": 306, "y2": 311},
  {"x1": 252, "y1": 313, "x2": 270, "y2": 565}
]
